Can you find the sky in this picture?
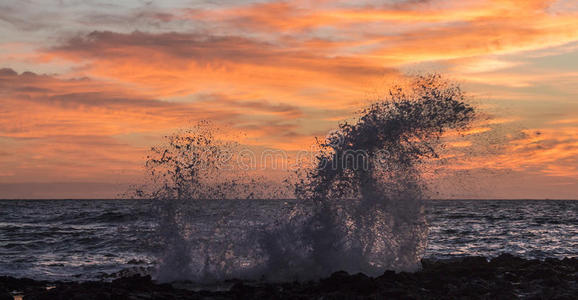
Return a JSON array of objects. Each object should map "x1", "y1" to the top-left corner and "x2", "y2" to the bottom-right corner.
[{"x1": 0, "y1": 0, "x2": 577, "y2": 199}]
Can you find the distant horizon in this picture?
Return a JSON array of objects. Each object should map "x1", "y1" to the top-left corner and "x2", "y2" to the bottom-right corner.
[
  {"x1": 1, "y1": 180, "x2": 577, "y2": 200},
  {"x1": 1, "y1": 197, "x2": 576, "y2": 201}
]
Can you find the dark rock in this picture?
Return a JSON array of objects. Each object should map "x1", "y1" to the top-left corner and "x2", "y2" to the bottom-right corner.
[
  {"x1": 377, "y1": 270, "x2": 397, "y2": 282},
  {"x1": 2, "y1": 255, "x2": 576, "y2": 299},
  {"x1": 490, "y1": 253, "x2": 527, "y2": 268},
  {"x1": 112, "y1": 274, "x2": 153, "y2": 290},
  {"x1": 0, "y1": 289, "x2": 13, "y2": 300},
  {"x1": 318, "y1": 271, "x2": 378, "y2": 295},
  {"x1": 319, "y1": 271, "x2": 349, "y2": 290},
  {"x1": 229, "y1": 281, "x2": 256, "y2": 296}
]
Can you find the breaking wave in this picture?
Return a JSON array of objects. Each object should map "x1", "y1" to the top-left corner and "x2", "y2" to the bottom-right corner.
[{"x1": 136, "y1": 74, "x2": 476, "y2": 282}]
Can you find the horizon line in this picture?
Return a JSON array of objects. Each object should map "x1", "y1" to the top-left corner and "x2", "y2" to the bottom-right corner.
[{"x1": 0, "y1": 198, "x2": 576, "y2": 201}]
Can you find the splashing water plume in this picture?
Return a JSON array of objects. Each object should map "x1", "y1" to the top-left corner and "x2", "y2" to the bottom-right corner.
[
  {"x1": 263, "y1": 74, "x2": 475, "y2": 279},
  {"x1": 139, "y1": 75, "x2": 476, "y2": 282},
  {"x1": 134, "y1": 122, "x2": 276, "y2": 282}
]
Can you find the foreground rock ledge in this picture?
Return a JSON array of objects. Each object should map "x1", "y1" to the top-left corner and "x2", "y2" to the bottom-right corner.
[{"x1": 1, "y1": 254, "x2": 576, "y2": 299}]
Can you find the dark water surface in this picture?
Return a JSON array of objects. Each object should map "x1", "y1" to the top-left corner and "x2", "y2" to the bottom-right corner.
[{"x1": 0, "y1": 199, "x2": 576, "y2": 281}]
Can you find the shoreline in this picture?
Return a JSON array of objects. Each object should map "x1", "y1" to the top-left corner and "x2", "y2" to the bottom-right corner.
[{"x1": 1, "y1": 254, "x2": 576, "y2": 299}]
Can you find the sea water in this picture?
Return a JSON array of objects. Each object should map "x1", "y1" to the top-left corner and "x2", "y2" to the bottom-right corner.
[{"x1": 0, "y1": 199, "x2": 576, "y2": 281}]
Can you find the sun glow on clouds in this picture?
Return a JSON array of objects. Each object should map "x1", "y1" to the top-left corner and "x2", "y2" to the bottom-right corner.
[{"x1": 0, "y1": 0, "x2": 577, "y2": 198}]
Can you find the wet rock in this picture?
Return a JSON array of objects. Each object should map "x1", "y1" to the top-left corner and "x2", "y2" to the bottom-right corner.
[
  {"x1": 229, "y1": 281, "x2": 257, "y2": 297},
  {"x1": 490, "y1": 253, "x2": 527, "y2": 268},
  {"x1": 376, "y1": 270, "x2": 398, "y2": 287},
  {"x1": 97, "y1": 266, "x2": 153, "y2": 279},
  {"x1": 320, "y1": 270, "x2": 350, "y2": 289},
  {"x1": 111, "y1": 274, "x2": 153, "y2": 290},
  {"x1": 2, "y1": 256, "x2": 577, "y2": 299},
  {"x1": 0, "y1": 289, "x2": 13, "y2": 300}
]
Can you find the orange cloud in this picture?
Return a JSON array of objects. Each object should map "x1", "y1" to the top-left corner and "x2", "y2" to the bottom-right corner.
[
  {"x1": 0, "y1": 68, "x2": 309, "y2": 139},
  {"x1": 42, "y1": 31, "x2": 396, "y2": 104},
  {"x1": 1, "y1": 0, "x2": 577, "y2": 197},
  {"x1": 181, "y1": 0, "x2": 578, "y2": 65},
  {"x1": 442, "y1": 127, "x2": 578, "y2": 178},
  {"x1": 0, "y1": 68, "x2": 319, "y2": 185}
]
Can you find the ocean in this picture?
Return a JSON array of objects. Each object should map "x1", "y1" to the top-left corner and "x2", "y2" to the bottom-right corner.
[{"x1": 0, "y1": 199, "x2": 576, "y2": 281}]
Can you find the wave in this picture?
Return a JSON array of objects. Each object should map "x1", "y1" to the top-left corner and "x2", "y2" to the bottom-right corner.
[{"x1": 135, "y1": 74, "x2": 476, "y2": 282}]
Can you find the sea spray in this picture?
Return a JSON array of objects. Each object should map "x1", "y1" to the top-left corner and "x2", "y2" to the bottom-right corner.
[
  {"x1": 262, "y1": 74, "x2": 476, "y2": 279},
  {"x1": 138, "y1": 74, "x2": 476, "y2": 282},
  {"x1": 134, "y1": 122, "x2": 279, "y2": 282}
]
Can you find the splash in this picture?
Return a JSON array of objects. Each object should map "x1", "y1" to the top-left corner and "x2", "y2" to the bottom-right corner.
[
  {"x1": 138, "y1": 74, "x2": 476, "y2": 282},
  {"x1": 133, "y1": 122, "x2": 277, "y2": 282},
  {"x1": 261, "y1": 74, "x2": 475, "y2": 279}
]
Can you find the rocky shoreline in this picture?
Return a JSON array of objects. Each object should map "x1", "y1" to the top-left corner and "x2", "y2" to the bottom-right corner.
[{"x1": 1, "y1": 254, "x2": 576, "y2": 299}]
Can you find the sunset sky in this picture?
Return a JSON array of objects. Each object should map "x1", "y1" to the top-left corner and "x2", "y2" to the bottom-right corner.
[{"x1": 0, "y1": 0, "x2": 577, "y2": 199}]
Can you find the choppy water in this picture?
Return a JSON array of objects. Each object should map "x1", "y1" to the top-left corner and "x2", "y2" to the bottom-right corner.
[{"x1": 0, "y1": 199, "x2": 576, "y2": 281}]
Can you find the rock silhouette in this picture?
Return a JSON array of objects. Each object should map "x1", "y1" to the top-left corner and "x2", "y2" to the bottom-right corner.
[{"x1": 1, "y1": 254, "x2": 574, "y2": 299}]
